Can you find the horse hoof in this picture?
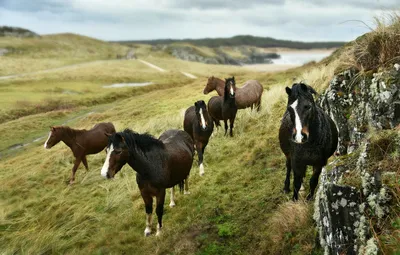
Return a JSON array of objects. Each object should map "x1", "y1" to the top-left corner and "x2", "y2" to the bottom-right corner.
[
  {"x1": 69, "y1": 181, "x2": 75, "y2": 185},
  {"x1": 144, "y1": 228, "x2": 152, "y2": 237},
  {"x1": 283, "y1": 189, "x2": 290, "y2": 194},
  {"x1": 169, "y1": 202, "x2": 176, "y2": 208},
  {"x1": 184, "y1": 191, "x2": 191, "y2": 195},
  {"x1": 199, "y1": 164, "x2": 205, "y2": 176}
]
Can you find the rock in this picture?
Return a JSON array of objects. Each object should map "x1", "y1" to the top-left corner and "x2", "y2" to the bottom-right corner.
[{"x1": 318, "y1": 68, "x2": 400, "y2": 154}]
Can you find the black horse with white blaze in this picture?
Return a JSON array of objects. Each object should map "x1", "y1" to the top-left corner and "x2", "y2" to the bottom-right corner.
[
  {"x1": 279, "y1": 83, "x2": 338, "y2": 201},
  {"x1": 101, "y1": 129, "x2": 194, "y2": 236},
  {"x1": 184, "y1": 100, "x2": 214, "y2": 176}
]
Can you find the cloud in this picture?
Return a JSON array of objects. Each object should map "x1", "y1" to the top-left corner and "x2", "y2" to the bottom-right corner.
[{"x1": 0, "y1": 0, "x2": 396, "y2": 41}]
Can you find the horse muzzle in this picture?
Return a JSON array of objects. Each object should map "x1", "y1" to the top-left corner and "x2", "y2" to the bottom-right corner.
[{"x1": 292, "y1": 132, "x2": 308, "y2": 144}]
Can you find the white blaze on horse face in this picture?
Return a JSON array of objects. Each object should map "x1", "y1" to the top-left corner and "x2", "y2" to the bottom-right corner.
[
  {"x1": 44, "y1": 131, "x2": 52, "y2": 149},
  {"x1": 199, "y1": 108, "x2": 206, "y2": 129},
  {"x1": 290, "y1": 100, "x2": 303, "y2": 143},
  {"x1": 101, "y1": 144, "x2": 114, "y2": 178},
  {"x1": 230, "y1": 84, "x2": 234, "y2": 96}
]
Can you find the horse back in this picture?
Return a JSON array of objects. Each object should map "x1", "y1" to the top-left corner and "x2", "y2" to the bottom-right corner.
[
  {"x1": 207, "y1": 96, "x2": 223, "y2": 120},
  {"x1": 236, "y1": 80, "x2": 263, "y2": 108},
  {"x1": 183, "y1": 106, "x2": 196, "y2": 139},
  {"x1": 159, "y1": 129, "x2": 194, "y2": 187},
  {"x1": 80, "y1": 122, "x2": 116, "y2": 154}
]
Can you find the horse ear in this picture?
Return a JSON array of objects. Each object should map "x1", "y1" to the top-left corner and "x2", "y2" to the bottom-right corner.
[
  {"x1": 285, "y1": 87, "x2": 292, "y2": 95},
  {"x1": 308, "y1": 86, "x2": 318, "y2": 95},
  {"x1": 300, "y1": 83, "x2": 309, "y2": 92},
  {"x1": 194, "y1": 101, "x2": 198, "y2": 107},
  {"x1": 232, "y1": 76, "x2": 235, "y2": 81}
]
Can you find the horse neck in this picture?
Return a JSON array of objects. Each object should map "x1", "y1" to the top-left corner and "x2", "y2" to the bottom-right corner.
[
  {"x1": 59, "y1": 128, "x2": 82, "y2": 148},
  {"x1": 213, "y1": 78, "x2": 225, "y2": 96},
  {"x1": 127, "y1": 146, "x2": 165, "y2": 178}
]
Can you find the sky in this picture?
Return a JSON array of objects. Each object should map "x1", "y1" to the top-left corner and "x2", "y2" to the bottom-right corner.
[{"x1": 0, "y1": 0, "x2": 398, "y2": 42}]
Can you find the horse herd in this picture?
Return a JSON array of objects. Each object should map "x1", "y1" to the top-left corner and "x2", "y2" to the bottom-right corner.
[{"x1": 43, "y1": 76, "x2": 338, "y2": 237}]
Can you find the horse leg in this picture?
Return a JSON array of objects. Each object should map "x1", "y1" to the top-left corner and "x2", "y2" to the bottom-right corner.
[
  {"x1": 229, "y1": 118, "x2": 235, "y2": 137},
  {"x1": 283, "y1": 157, "x2": 291, "y2": 193},
  {"x1": 256, "y1": 99, "x2": 261, "y2": 112},
  {"x1": 82, "y1": 156, "x2": 89, "y2": 172},
  {"x1": 307, "y1": 166, "x2": 322, "y2": 201},
  {"x1": 169, "y1": 187, "x2": 176, "y2": 208},
  {"x1": 184, "y1": 178, "x2": 190, "y2": 195},
  {"x1": 70, "y1": 157, "x2": 82, "y2": 185},
  {"x1": 292, "y1": 162, "x2": 306, "y2": 201},
  {"x1": 141, "y1": 192, "x2": 153, "y2": 236},
  {"x1": 224, "y1": 120, "x2": 228, "y2": 136},
  {"x1": 196, "y1": 142, "x2": 205, "y2": 176},
  {"x1": 155, "y1": 189, "x2": 166, "y2": 236}
]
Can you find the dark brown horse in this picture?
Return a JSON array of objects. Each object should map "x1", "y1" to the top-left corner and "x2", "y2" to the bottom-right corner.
[
  {"x1": 44, "y1": 122, "x2": 116, "y2": 184},
  {"x1": 208, "y1": 77, "x2": 238, "y2": 137},
  {"x1": 184, "y1": 100, "x2": 214, "y2": 176},
  {"x1": 101, "y1": 129, "x2": 194, "y2": 236},
  {"x1": 203, "y1": 76, "x2": 263, "y2": 111},
  {"x1": 279, "y1": 83, "x2": 338, "y2": 201}
]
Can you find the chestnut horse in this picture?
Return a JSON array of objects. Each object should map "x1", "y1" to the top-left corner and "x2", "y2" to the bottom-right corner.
[
  {"x1": 184, "y1": 100, "x2": 214, "y2": 176},
  {"x1": 44, "y1": 122, "x2": 116, "y2": 184},
  {"x1": 101, "y1": 129, "x2": 194, "y2": 236},
  {"x1": 203, "y1": 76, "x2": 263, "y2": 111},
  {"x1": 207, "y1": 77, "x2": 237, "y2": 137},
  {"x1": 279, "y1": 83, "x2": 338, "y2": 201}
]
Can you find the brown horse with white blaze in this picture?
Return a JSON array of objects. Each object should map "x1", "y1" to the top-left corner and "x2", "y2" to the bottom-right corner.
[
  {"x1": 100, "y1": 129, "x2": 194, "y2": 236},
  {"x1": 203, "y1": 76, "x2": 263, "y2": 111},
  {"x1": 44, "y1": 122, "x2": 116, "y2": 184}
]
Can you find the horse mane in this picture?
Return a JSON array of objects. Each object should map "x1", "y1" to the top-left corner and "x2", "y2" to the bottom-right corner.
[
  {"x1": 117, "y1": 129, "x2": 165, "y2": 156},
  {"x1": 289, "y1": 82, "x2": 316, "y2": 102},
  {"x1": 54, "y1": 126, "x2": 85, "y2": 139}
]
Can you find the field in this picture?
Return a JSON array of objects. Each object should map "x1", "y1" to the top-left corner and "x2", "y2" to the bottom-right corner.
[{"x1": 0, "y1": 32, "x2": 334, "y2": 254}]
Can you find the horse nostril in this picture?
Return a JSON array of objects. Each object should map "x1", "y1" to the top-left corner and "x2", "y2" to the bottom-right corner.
[
  {"x1": 292, "y1": 133, "x2": 296, "y2": 140},
  {"x1": 301, "y1": 132, "x2": 308, "y2": 142}
]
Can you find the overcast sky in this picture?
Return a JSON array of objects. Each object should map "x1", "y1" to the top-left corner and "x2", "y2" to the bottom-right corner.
[{"x1": 0, "y1": 0, "x2": 397, "y2": 42}]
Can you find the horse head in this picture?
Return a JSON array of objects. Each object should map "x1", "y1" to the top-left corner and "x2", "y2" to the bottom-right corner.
[
  {"x1": 203, "y1": 76, "x2": 216, "y2": 94},
  {"x1": 194, "y1": 100, "x2": 211, "y2": 131},
  {"x1": 44, "y1": 126, "x2": 62, "y2": 149},
  {"x1": 285, "y1": 82, "x2": 317, "y2": 144},
  {"x1": 101, "y1": 132, "x2": 129, "y2": 179},
  {"x1": 224, "y1": 76, "x2": 236, "y2": 99}
]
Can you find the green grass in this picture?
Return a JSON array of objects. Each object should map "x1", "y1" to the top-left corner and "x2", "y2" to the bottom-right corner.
[{"x1": 0, "y1": 56, "x2": 319, "y2": 254}]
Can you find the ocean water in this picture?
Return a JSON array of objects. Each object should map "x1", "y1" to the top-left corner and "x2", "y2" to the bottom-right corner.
[{"x1": 271, "y1": 51, "x2": 333, "y2": 65}]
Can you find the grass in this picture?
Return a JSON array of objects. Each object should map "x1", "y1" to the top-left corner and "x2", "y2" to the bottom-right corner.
[{"x1": 0, "y1": 52, "x2": 322, "y2": 254}]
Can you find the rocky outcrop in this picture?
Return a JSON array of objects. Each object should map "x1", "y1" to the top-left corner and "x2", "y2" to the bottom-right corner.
[
  {"x1": 314, "y1": 65, "x2": 400, "y2": 255},
  {"x1": 152, "y1": 44, "x2": 280, "y2": 65},
  {"x1": 0, "y1": 26, "x2": 39, "y2": 38}
]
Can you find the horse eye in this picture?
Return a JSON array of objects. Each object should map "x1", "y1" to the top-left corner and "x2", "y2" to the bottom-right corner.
[
  {"x1": 304, "y1": 105, "x2": 311, "y2": 110},
  {"x1": 115, "y1": 150, "x2": 122, "y2": 155}
]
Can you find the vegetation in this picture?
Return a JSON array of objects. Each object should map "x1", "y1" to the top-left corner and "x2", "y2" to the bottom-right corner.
[
  {"x1": 118, "y1": 35, "x2": 345, "y2": 49},
  {"x1": 0, "y1": 26, "x2": 38, "y2": 37}
]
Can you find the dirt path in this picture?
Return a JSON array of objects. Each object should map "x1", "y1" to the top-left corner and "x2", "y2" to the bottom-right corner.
[{"x1": 137, "y1": 59, "x2": 167, "y2": 72}]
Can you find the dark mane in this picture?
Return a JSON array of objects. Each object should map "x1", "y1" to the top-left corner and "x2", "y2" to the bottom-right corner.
[
  {"x1": 224, "y1": 77, "x2": 235, "y2": 101},
  {"x1": 289, "y1": 82, "x2": 316, "y2": 102},
  {"x1": 116, "y1": 129, "x2": 165, "y2": 154}
]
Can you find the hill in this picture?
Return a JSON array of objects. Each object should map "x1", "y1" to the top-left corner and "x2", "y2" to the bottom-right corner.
[
  {"x1": 117, "y1": 35, "x2": 345, "y2": 49},
  {"x1": 0, "y1": 26, "x2": 39, "y2": 38}
]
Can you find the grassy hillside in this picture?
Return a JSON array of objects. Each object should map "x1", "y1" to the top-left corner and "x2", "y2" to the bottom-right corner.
[
  {"x1": 118, "y1": 35, "x2": 345, "y2": 49},
  {"x1": 0, "y1": 50, "x2": 328, "y2": 254},
  {"x1": 0, "y1": 33, "x2": 130, "y2": 76}
]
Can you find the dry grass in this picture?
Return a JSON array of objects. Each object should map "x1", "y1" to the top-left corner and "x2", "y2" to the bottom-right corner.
[{"x1": 341, "y1": 12, "x2": 400, "y2": 71}]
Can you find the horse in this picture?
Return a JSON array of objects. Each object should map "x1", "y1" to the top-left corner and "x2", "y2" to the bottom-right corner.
[
  {"x1": 203, "y1": 76, "x2": 263, "y2": 111},
  {"x1": 279, "y1": 82, "x2": 338, "y2": 201},
  {"x1": 184, "y1": 100, "x2": 214, "y2": 176},
  {"x1": 207, "y1": 77, "x2": 238, "y2": 137},
  {"x1": 44, "y1": 122, "x2": 116, "y2": 184},
  {"x1": 100, "y1": 129, "x2": 194, "y2": 236}
]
